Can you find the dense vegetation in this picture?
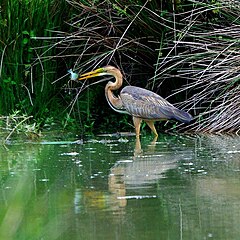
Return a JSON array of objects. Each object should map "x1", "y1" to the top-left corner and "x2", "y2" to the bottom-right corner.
[{"x1": 1, "y1": 0, "x2": 240, "y2": 135}]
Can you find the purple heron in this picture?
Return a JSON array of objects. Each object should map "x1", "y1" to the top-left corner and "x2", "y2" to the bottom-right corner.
[{"x1": 77, "y1": 66, "x2": 193, "y2": 138}]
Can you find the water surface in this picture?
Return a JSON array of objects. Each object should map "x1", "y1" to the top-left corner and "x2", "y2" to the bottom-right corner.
[{"x1": 0, "y1": 133, "x2": 240, "y2": 239}]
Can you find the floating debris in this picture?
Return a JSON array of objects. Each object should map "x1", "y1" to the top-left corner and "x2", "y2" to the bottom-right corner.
[
  {"x1": 39, "y1": 140, "x2": 83, "y2": 145},
  {"x1": 226, "y1": 150, "x2": 240, "y2": 154},
  {"x1": 39, "y1": 179, "x2": 49, "y2": 182},
  {"x1": 117, "y1": 160, "x2": 133, "y2": 163},
  {"x1": 60, "y1": 152, "x2": 79, "y2": 156},
  {"x1": 97, "y1": 132, "x2": 135, "y2": 137},
  {"x1": 117, "y1": 195, "x2": 157, "y2": 200}
]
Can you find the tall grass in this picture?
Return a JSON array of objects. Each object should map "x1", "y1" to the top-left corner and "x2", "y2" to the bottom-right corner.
[
  {"x1": 0, "y1": 0, "x2": 70, "y2": 125},
  {"x1": 153, "y1": 0, "x2": 240, "y2": 133}
]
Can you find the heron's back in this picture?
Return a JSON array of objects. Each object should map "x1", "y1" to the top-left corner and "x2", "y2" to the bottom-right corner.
[{"x1": 120, "y1": 86, "x2": 192, "y2": 123}]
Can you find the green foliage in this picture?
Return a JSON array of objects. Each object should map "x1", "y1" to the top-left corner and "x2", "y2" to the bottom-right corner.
[
  {"x1": 0, "y1": 0, "x2": 69, "y2": 123},
  {"x1": 0, "y1": 110, "x2": 41, "y2": 142}
]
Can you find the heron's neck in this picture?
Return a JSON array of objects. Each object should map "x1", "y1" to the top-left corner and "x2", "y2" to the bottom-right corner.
[
  {"x1": 105, "y1": 70, "x2": 124, "y2": 112},
  {"x1": 106, "y1": 70, "x2": 123, "y2": 90}
]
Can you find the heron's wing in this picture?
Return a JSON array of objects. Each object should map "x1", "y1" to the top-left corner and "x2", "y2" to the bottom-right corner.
[{"x1": 120, "y1": 86, "x2": 192, "y2": 123}]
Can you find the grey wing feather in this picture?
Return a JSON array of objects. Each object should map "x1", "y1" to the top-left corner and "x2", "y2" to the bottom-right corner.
[{"x1": 120, "y1": 86, "x2": 192, "y2": 123}]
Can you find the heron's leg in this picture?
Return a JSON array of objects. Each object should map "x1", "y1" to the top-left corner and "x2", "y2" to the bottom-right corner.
[
  {"x1": 132, "y1": 116, "x2": 142, "y2": 138},
  {"x1": 145, "y1": 120, "x2": 158, "y2": 137},
  {"x1": 134, "y1": 137, "x2": 142, "y2": 156}
]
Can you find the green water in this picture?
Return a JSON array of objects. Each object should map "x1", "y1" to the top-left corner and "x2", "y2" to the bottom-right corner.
[{"x1": 0, "y1": 133, "x2": 240, "y2": 240}]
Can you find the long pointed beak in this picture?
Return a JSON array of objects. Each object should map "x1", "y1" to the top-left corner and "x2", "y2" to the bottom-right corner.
[{"x1": 78, "y1": 68, "x2": 104, "y2": 80}]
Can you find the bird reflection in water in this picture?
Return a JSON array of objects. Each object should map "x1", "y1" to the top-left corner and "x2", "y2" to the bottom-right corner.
[{"x1": 108, "y1": 135, "x2": 177, "y2": 209}]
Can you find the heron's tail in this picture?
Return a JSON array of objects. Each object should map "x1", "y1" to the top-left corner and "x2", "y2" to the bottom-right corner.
[{"x1": 172, "y1": 108, "x2": 193, "y2": 123}]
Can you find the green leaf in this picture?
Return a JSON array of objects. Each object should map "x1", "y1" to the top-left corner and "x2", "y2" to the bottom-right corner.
[
  {"x1": 3, "y1": 77, "x2": 11, "y2": 83},
  {"x1": 30, "y1": 30, "x2": 35, "y2": 38},
  {"x1": 22, "y1": 38, "x2": 29, "y2": 45},
  {"x1": 22, "y1": 30, "x2": 29, "y2": 35}
]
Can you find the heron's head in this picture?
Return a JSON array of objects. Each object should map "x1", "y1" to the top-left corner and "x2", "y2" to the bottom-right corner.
[{"x1": 78, "y1": 66, "x2": 119, "y2": 80}]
